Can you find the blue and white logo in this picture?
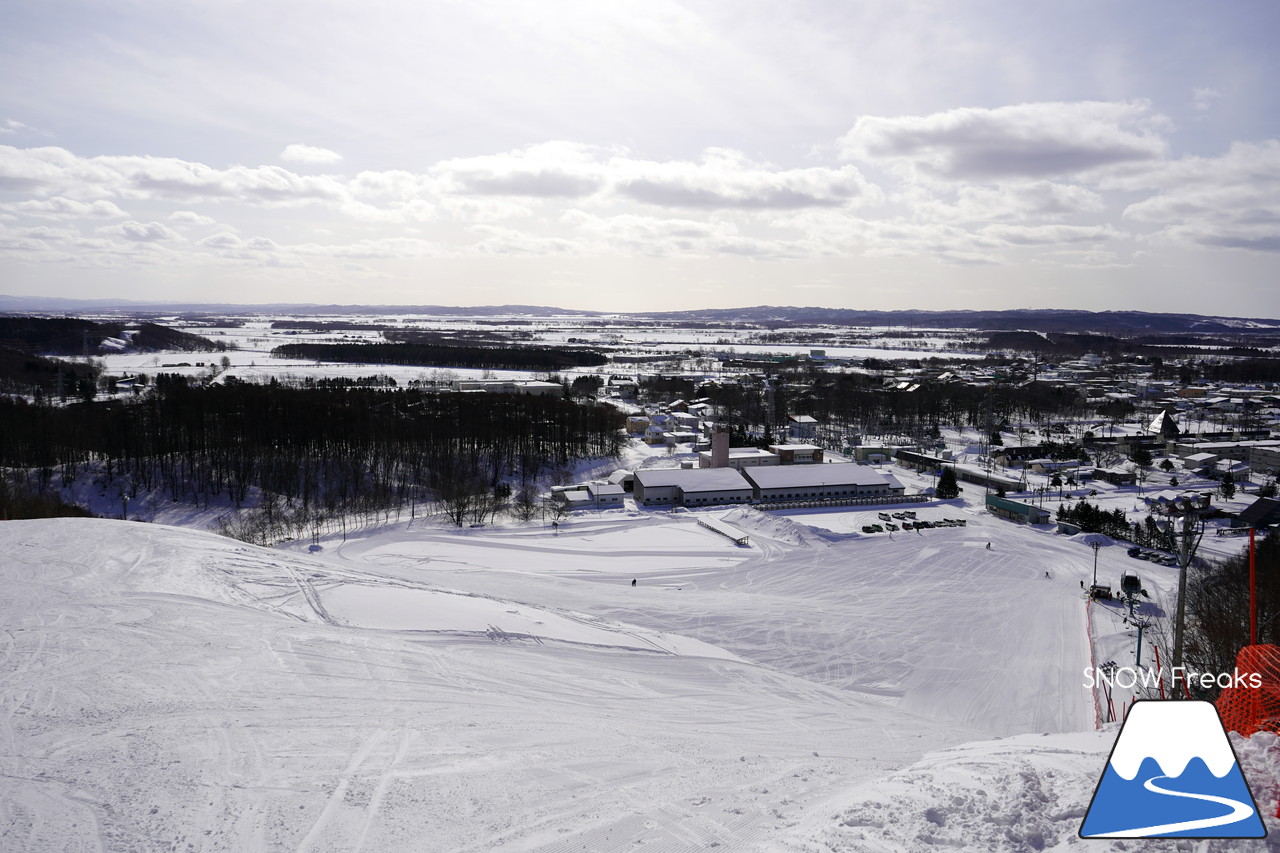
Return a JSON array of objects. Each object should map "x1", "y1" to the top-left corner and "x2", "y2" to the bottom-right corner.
[{"x1": 1080, "y1": 700, "x2": 1266, "y2": 838}]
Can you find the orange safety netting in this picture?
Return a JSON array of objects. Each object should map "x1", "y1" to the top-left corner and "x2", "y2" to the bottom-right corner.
[{"x1": 1216, "y1": 644, "x2": 1280, "y2": 737}]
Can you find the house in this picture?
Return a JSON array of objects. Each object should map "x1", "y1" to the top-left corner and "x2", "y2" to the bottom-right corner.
[
  {"x1": 787, "y1": 414, "x2": 818, "y2": 441},
  {"x1": 1182, "y1": 451, "x2": 1219, "y2": 472},
  {"x1": 992, "y1": 446, "x2": 1046, "y2": 468},
  {"x1": 1097, "y1": 467, "x2": 1137, "y2": 486},
  {"x1": 633, "y1": 468, "x2": 754, "y2": 507},
  {"x1": 741, "y1": 464, "x2": 902, "y2": 503}
]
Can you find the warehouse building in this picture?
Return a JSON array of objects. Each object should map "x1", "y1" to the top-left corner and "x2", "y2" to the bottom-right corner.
[
  {"x1": 741, "y1": 464, "x2": 904, "y2": 503},
  {"x1": 633, "y1": 468, "x2": 754, "y2": 507}
]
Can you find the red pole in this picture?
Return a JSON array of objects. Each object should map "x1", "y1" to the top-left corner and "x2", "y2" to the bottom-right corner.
[{"x1": 1250, "y1": 527, "x2": 1257, "y2": 646}]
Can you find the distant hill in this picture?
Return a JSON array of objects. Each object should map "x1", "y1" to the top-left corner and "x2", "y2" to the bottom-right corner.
[
  {"x1": 3, "y1": 296, "x2": 1277, "y2": 333},
  {"x1": 0, "y1": 317, "x2": 224, "y2": 355},
  {"x1": 635, "y1": 307, "x2": 1280, "y2": 334}
]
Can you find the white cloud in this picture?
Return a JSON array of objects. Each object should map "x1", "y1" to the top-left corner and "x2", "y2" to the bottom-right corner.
[
  {"x1": 6, "y1": 197, "x2": 127, "y2": 219},
  {"x1": 1120, "y1": 141, "x2": 1280, "y2": 252},
  {"x1": 1192, "y1": 87, "x2": 1221, "y2": 111},
  {"x1": 841, "y1": 101, "x2": 1169, "y2": 181},
  {"x1": 169, "y1": 210, "x2": 216, "y2": 225},
  {"x1": 432, "y1": 142, "x2": 608, "y2": 199},
  {"x1": 979, "y1": 223, "x2": 1124, "y2": 246},
  {"x1": 614, "y1": 148, "x2": 876, "y2": 210},
  {"x1": 101, "y1": 220, "x2": 179, "y2": 242},
  {"x1": 280, "y1": 144, "x2": 343, "y2": 165}
]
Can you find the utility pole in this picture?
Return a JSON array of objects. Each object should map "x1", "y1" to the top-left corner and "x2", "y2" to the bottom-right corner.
[
  {"x1": 1091, "y1": 541, "x2": 1101, "y2": 589},
  {"x1": 1169, "y1": 510, "x2": 1204, "y2": 674}
]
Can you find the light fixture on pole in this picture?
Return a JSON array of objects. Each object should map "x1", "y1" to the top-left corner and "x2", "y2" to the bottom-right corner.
[{"x1": 1090, "y1": 540, "x2": 1102, "y2": 588}]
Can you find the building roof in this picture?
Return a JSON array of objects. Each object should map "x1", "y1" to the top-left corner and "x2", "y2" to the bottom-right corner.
[
  {"x1": 587, "y1": 483, "x2": 625, "y2": 496},
  {"x1": 634, "y1": 468, "x2": 752, "y2": 493},
  {"x1": 1236, "y1": 497, "x2": 1280, "y2": 528},
  {"x1": 742, "y1": 464, "x2": 889, "y2": 490}
]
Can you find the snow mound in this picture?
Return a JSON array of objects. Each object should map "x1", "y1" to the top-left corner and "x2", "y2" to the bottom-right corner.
[
  {"x1": 801, "y1": 729, "x2": 1280, "y2": 852},
  {"x1": 712, "y1": 505, "x2": 840, "y2": 547}
]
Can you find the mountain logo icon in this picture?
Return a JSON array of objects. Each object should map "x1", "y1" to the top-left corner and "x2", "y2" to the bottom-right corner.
[{"x1": 1080, "y1": 700, "x2": 1267, "y2": 838}]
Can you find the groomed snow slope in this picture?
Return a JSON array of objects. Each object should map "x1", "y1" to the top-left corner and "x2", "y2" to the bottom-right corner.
[
  {"x1": 328, "y1": 505, "x2": 1095, "y2": 737},
  {"x1": 1, "y1": 518, "x2": 981, "y2": 852}
]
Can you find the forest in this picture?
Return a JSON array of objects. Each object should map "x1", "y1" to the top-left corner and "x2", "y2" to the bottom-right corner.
[
  {"x1": 272, "y1": 341, "x2": 608, "y2": 371},
  {"x1": 0, "y1": 380, "x2": 624, "y2": 538}
]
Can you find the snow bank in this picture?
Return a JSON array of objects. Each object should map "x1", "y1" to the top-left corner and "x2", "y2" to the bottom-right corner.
[
  {"x1": 712, "y1": 505, "x2": 842, "y2": 548},
  {"x1": 800, "y1": 728, "x2": 1280, "y2": 852}
]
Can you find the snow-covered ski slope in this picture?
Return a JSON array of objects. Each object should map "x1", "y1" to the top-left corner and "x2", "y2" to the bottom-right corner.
[{"x1": 4, "y1": 509, "x2": 1274, "y2": 850}]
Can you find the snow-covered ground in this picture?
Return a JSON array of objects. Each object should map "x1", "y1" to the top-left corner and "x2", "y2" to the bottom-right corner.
[{"x1": 3, "y1": 486, "x2": 1278, "y2": 850}]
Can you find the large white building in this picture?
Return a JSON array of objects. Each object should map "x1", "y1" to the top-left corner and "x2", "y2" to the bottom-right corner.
[
  {"x1": 633, "y1": 469, "x2": 754, "y2": 507},
  {"x1": 741, "y1": 465, "x2": 904, "y2": 502}
]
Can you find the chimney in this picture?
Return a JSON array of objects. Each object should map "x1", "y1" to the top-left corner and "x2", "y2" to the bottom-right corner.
[{"x1": 712, "y1": 425, "x2": 730, "y2": 468}]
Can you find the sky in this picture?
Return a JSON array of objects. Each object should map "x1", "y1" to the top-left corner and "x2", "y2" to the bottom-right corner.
[{"x1": 1, "y1": 0, "x2": 1279, "y2": 316}]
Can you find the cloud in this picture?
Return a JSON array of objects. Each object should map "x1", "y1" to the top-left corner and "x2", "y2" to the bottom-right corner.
[
  {"x1": 1120, "y1": 141, "x2": 1280, "y2": 252},
  {"x1": 902, "y1": 181, "x2": 1106, "y2": 224},
  {"x1": 979, "y1": 223, "x2": 1123, "y2": 246},
  {"x1": 6, "y1": 197, "x2": 127, "y2": 219},
  {"x1": 281, "y1": 144, "x2": 343, "y2": 165},
  {"x1": 841, "y1": 101, "x2": 1169, "y2": 181},
  {"x1": 1191, "y1": 87, "x2": 1221, "y2": 111},
  {"x1": 614, "y1": 149, "x2": 875, "y2": 210},
  {"x1": 102, "y1": 220, "x2": 179, "y2": 242},
  {"x1": 433, "y1": 142, "x2": 607, "y2": 199},
  {"x1": 169, "y1": 210, "x2": 216, "y2": 225}
]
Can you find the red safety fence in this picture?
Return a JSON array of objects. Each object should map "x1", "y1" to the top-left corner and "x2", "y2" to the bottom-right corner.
[{"x1": 1216, "y1": 644, "x2": 1280, "y2": 737}]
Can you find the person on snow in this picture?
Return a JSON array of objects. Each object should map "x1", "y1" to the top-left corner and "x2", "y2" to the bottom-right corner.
[
  {"x1": 631, "y1": 578, "x2": 636, "y2": 587},
  {"x1": 985, "y1": 541, "x2": 991, "y2": 550}
]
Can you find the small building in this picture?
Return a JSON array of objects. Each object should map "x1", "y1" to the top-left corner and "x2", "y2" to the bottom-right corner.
[
  {"x1": 787, "y1": 414, "x2": 818, "y2": 441},
  {"x1": 768, "y1": 443, "x2": 824, "y2": 464},
  {"x1": 697, "y1": 447, "x2": 780, "y2": 470},
  {"x1": 1097, "y1": 467, "x2": 1137, "y2": 487},
  {"x1": 1183, "y1": 451, "x2": 1219, "y2": 471},
  {"x1": 1235, "y1": 497, "x2": 1280, "y2": 529},
  {"x1": 1147, "y1": 409, "x2": 1181, "y2": 438},
  {"x1": 985, "y1": 494, "x2": 1051, "y2": 525},
  {"x1": 585, "y1": 482, "x2": 625, "y2": 508}
]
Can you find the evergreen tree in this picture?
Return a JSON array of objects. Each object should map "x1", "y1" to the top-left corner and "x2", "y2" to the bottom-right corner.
[
  {"x1": 936, "y1": 466, "x2": 960, "y2": 499},
  {"x1": 1220, "y1": 469, "x2": 1236, "y2": 500}
]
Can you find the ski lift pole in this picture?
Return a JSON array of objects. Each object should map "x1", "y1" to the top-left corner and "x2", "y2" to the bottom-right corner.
[{"x1": 1250, "y1": 527, "x2": 1257, "y2": 646}]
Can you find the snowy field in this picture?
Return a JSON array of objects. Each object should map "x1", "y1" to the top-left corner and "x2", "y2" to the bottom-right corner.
[{"x1": 6, "y1": 491, "x2": 1279, "y2": 850}]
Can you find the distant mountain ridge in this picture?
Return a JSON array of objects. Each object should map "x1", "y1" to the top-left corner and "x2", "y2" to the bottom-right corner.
[
  {"x1": 639, "y1": 307, "x2": 1280, "y2": 333},
  {"x1": 2, "y1": 295, "x2": 1276, "y2": 333}
]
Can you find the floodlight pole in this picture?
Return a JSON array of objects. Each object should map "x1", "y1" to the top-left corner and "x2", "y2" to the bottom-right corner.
[{"x1": 1091, "y1": 541, "x2": 1101, "y2": 588}]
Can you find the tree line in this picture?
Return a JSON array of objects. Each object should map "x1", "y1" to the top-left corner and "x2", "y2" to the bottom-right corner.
[
  {"x1": 271, "y1": 341, "x2": 608, "y2": 371},
  {"x1": 0, "y1": 380, "x2": 624, "y2": 534}
]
